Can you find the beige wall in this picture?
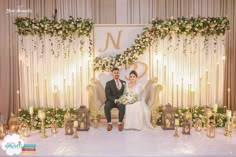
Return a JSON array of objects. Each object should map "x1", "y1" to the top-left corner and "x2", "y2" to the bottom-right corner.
[{"x1": 0, "y1": 0, "x2": 235, "y2": 121}]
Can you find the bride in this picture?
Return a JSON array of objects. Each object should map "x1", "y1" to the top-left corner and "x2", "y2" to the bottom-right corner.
[{"x1": 123, "y1": 70, "x2": 153, "y2": 130}]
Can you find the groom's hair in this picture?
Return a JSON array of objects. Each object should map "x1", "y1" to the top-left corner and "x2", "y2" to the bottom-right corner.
[{"x1": 111, "y1": 67, "x2": 119, "y2": 72}]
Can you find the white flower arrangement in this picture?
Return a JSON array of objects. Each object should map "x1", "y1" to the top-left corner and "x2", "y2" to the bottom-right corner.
[{"x1": 118, "y1": 92, "x2": 138, "y2": 105}]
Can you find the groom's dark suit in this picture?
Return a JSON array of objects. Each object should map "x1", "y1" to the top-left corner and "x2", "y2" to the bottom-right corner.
[{"x1": 105, "y1": 79, "x2": 126, "y2": 123}]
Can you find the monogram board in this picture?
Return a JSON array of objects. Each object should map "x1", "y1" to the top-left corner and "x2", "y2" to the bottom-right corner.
[{"x1": 93, "y1": 25, "x2": 150, "y2": 87}]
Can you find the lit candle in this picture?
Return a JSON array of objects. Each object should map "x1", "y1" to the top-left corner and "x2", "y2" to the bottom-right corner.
[
  {"x1": 181, "y1": 78, "x2": 183, "y2": 108},
  {"x1": 68, "y1": 85, "x2": 70, "y2": 108},
  {"x1": 156, "y1": 59, "x2": 158, "y2": 77},
  {"x1": 176, "y1": 84, "x2": 179, "y2": 108},
  {"x1": 199, "y1": 77, "x2": 202, "y2": 106},
  {"x1": 207, "y1": 82, "x2": 210, "y2": 106},
  {"x1": 17, "y1": 90, "x2": 20, "y2": 110},
  {"x1": 226, "y1": 110, "x2": 232, "y2": 117},
  {"x1": 27, "y1": 66, "x2": 30, "y2": 109},
  {"x1": 216, "y1": 63, "x2": 219, "y2": 104},
  {"x1": 175, "y1": 119, "x2": 179, "y2": 126},
  {"x1": 191, "y1": 90, "x2": 194, "y2": 108},
  {"x1": 205, "y1": 70, "x2": 208, "y2": 106},
  {"x1": 80, "y1": 66, "x2": 83, "y2": 106},
  {"x1": 29, "y1": 106, "x2": 34, "y2": 115},
  {"x1": 44, "y1": 79, "x2": 48, "y2": 108},
  {"x1": 163, "y1": 65, "x2": 167, "y2": 104},
  {"x1": 63, "y1": 78, "x2": 66, "y2": 107},
  {"x1": 188, "y1": 83, "x2": 191, "y2": 108},
  {"x1": 172, "y1": 72, "x2": 174, "y2": 106},
  {"x1": 35, "y1": 85, "x2": 40, "y2": 108},
  {"x1": 73, "y1": 120, "x2": 78, "y2": 127},
  {"x1": 72, "y1": 73, "x2": 74, "y2": 108},
  {"x1": 213, "y1": 104, "x2": 218, "y2": 113},
  {"x1": 228, "y1": 88, "x2": 231, "y2": 108}
]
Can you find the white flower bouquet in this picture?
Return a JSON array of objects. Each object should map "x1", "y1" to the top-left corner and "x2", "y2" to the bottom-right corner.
[{"x1": 118, "y1": 92, "x2": 138, "y2": 105}]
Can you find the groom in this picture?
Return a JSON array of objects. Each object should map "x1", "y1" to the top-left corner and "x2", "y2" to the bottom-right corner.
[{"x1": 105, "y1": 67, "x2": 126, "y2": 131}]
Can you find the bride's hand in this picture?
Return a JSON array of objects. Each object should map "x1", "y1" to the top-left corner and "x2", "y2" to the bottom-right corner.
[{"x1": 114, "y1": 99, "x2": 119, "y2": 104}]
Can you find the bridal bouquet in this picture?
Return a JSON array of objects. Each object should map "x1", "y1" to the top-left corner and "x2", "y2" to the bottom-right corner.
[{"x1": 118, "y1": 92, "x2": 138, "y2": 105}]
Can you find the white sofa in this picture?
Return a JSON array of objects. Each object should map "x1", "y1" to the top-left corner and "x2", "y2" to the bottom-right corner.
[{"x1": 87, "y1": 78, "x2": 163, "y2": 128}]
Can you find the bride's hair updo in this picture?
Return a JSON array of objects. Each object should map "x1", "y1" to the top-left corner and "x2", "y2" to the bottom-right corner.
[{"x1": 129, "y1": 70, "x2": 138, "y2": 77}]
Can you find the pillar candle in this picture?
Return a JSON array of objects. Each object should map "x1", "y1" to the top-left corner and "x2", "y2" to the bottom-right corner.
[
  {"x1": 29, "y1": 106, "x2": 34, "y2": 115},
  {"x1": 181, "y1": 78, "x2": 183, "y2": 108},
  {"x1": 72, "y1": 73, "x2": 75, "y2": 108},
  {"x1": 44, "y1": 79, "x2": 48, "y2": 108},
  {"x1": 156, "y1": 59, "x2": 158, "y2": 77},
  {"x1": 80, "y1": 66, "x2": 83, "y2": 106},
  {"x1": 172, "y1": 72, "x2": 174, "y2": 106},
  {"x1": 216, "y1": 63, "x2": 219, "y2": 104},
  {"x1": 74, "y1": 120, "x2": 78, "y2": 127},
  {"x1": 27, "y1": 66, "x2": 30, "y2": 109},
  {"x1": 17, "y1": 90, "x2": 20, "y2": 110},
  {"x1": 228, "y1": 88, "x2": 231, "y2": 108},
  {"x1": 205, "y1": 70, "x2": 208, "y2": 106},
  {"x1": 176, "y1": 84, "x2": 179, "y2": 108},
  {"x1": 199, "y1": 77, "x2": 202, "y2": 106},
  {"x1": 207, "y1": 82, "x2": 210, "y2": 106}
]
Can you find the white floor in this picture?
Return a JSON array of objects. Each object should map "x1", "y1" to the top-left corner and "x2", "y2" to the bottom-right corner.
[{"x1": 1, "y1": 124, "x2": 236, "y2": 157}]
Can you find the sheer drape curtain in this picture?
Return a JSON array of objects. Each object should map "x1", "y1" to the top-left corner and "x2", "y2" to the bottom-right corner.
[{"x1": 0, "y1": 0, "x2": 235, "y2": 122}]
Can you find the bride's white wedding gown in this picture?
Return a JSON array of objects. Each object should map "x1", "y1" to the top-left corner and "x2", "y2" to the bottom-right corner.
[{"x1": 124, "y1": 83, "x2": 153, "y2": 130}]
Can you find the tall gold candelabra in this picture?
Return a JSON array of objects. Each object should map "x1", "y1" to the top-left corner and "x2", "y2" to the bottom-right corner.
[{"x1": 38, "y1": 110, "x2": 47, "y2": 138}]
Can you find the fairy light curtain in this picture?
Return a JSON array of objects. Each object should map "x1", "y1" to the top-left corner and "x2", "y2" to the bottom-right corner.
[
  {"x1": 150, "y1": 34, "x2": 225, "y2": 108},
  {"x1": 16, "y1": 17, "x2": 93, "y2": 109}
]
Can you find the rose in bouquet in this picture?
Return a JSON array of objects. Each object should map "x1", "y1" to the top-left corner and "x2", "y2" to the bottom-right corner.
[{"x1": 118, "y1": 92, "x2": 138, "y2": 105}]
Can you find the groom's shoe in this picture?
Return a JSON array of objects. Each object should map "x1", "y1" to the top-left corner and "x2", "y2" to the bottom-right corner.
[
  {"x1": 107, "y1": 124, "x2": 112, "y2": 131},
  {"x1": 118, "y1": 123, "x2": 123, "y2": 131}
]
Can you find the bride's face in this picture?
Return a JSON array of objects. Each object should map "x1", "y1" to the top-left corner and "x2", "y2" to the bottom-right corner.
[{"x1": 129, "y1": 73, "x2": 137, "y2": 83}]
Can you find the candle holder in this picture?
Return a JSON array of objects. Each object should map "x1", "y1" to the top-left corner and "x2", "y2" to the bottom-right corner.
[
  {"x1": 173, "y1": 126, "x2": 179, "y2": 137},
  {"x1": 38, "y1": 110, "x2": 47, "y2": 138},
  {"x1": 0, "y1": 124, "x2": 6, "y2": 139},
  {"x1": 30, "y1": 113, "x2": 35, "y2": 131},
  {"x1": 194, "y1": 118, "x2": 202, "y2": 132},
  {"x1": 51, "y1": 121, "x2": 58, "y2": 134},
  {"x1": 207, "y1": 120, "x2": 215, "y2": 138},
  {"x1": 204, "y1": 108, "x2": 212, "y2": 131},
  {"x1": 224, "y1": 116, "x2": 232, "y2": 137},
  {"x1": 73, "y1": 126, "x2": 79, "y2": 138}
]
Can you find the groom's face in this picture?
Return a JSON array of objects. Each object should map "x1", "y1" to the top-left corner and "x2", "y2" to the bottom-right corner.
[{"x1": 112, "y1": 70, "x2": 120, "y2": 80}]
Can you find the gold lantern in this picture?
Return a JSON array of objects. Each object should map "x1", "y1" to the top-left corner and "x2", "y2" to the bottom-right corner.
[
  {"x1": 194, "y1": 118, "x2": 202, "y2": 131},
  {"x1": 207, "y1": 120, "x2": 215, "y2": 138},
  {"x1": 161, "y1": 104, "x2": 175, "y2": 130},
  {"x1": 65, "y1": 120, "x2": 74, "y2": 135},
  {"x1": 76, "y1": 106, "x2": 90, "y2": 131},
  {"x1": 182, "y1": 120, "x2": 191, "y2": 135},
  {"x1": 0, "y1": 124, "x2": 6, "y2": 139},
  {"x1": 232, "y1": 111, "x2": 236, "y2": 131},
  {"x1": 20, "y1": 123, "x2": 31, "y2": 137},
  {"x1": 8, "y1": 113, "x2": 20, "y2": 133}
]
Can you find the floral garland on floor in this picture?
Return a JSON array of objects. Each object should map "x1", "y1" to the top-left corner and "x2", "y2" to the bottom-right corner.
[
  {"x1": 93, "y1": 17, "x2": 229, "y2": 71},
  {"x1": 15, "y1": 16, "x2": 93, "y2": 39},
  {"x1": 156, "y1": 106, "x2": 227, "y2": 127},
  {"x1": 17, "y1": 106, "x2": 227, "y2": 129}
]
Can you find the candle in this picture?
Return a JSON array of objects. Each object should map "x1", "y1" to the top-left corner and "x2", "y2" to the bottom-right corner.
[
  {"x1": 205, "y1": 70, "x2": 208, "y2": 106},
  {"x1": 213, "y1": 104, "x2": 218, "y2": 113},
  {"x1": 17, "y1": 90, "x2": 20, "y2": 110},
  {"x1": 68, "y1": 85, "x2": 70, "y2": 108},
  {"x1": 172, "y1": 72, "x2": 174, "y2": 106},
  {"x1": 29, "y1": 106, "x2": 34, "y2": 115},
  {"x1": 80, "y1": 66, "x2": 83, "y2": 106},
  {"x1": 176, "y1": 84, "x2": 179, "y2": 108},
  {"x1": 228, "y1": 88, "x2": 231, "y2": 108},
  {"x1": 181, "y1": 78, "x2": 183, "y2": 108},
  {"x1": 88, "y1": 61, "x2": 90, "y2": 83},
  {"x1": 156, "y1": 59, "x2": 158, "y2": 77},
  {"x1": 63, "y1": 78, "x2": 66, "y2": 107},
  {"x1": 207, "y1": 82, "x2": 210, "y2": 106},
  {"x1": 35, "y1": 85, "x2": 40, "y2": 108},
  {"x1": 72, "y1": 73, "x2": 74, "y2": 107},
  {"x1": 44, "y1": 79, "x2": 48, "y2": 108},
  {"x1": 73, "y1": 120, "x2": 78, "y2": 127},
  {"x1": 27, "y1": 66, "x2": 30, "y2": 109},
  {"x1": 188, "y1": 83, "x2": 191, "y2": 108},
  {"x1": 175, "y1": 119, "x2": 179, "y2": 126},
  {"x1": 216, "y1": 63, "x2": 219, "y2": 104},
  {"x1": 163, "y1": 65, "x2": 167, "y2": 104},
  {"x1": 226, "y1": 110, "x2": 232, "y2": 117},
  {"x1": 191, "y1": 90, "x2": 194, "y2": 108},
  {"x1": 199, "y1": 77, "x2": 202, "y2": 106}
]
